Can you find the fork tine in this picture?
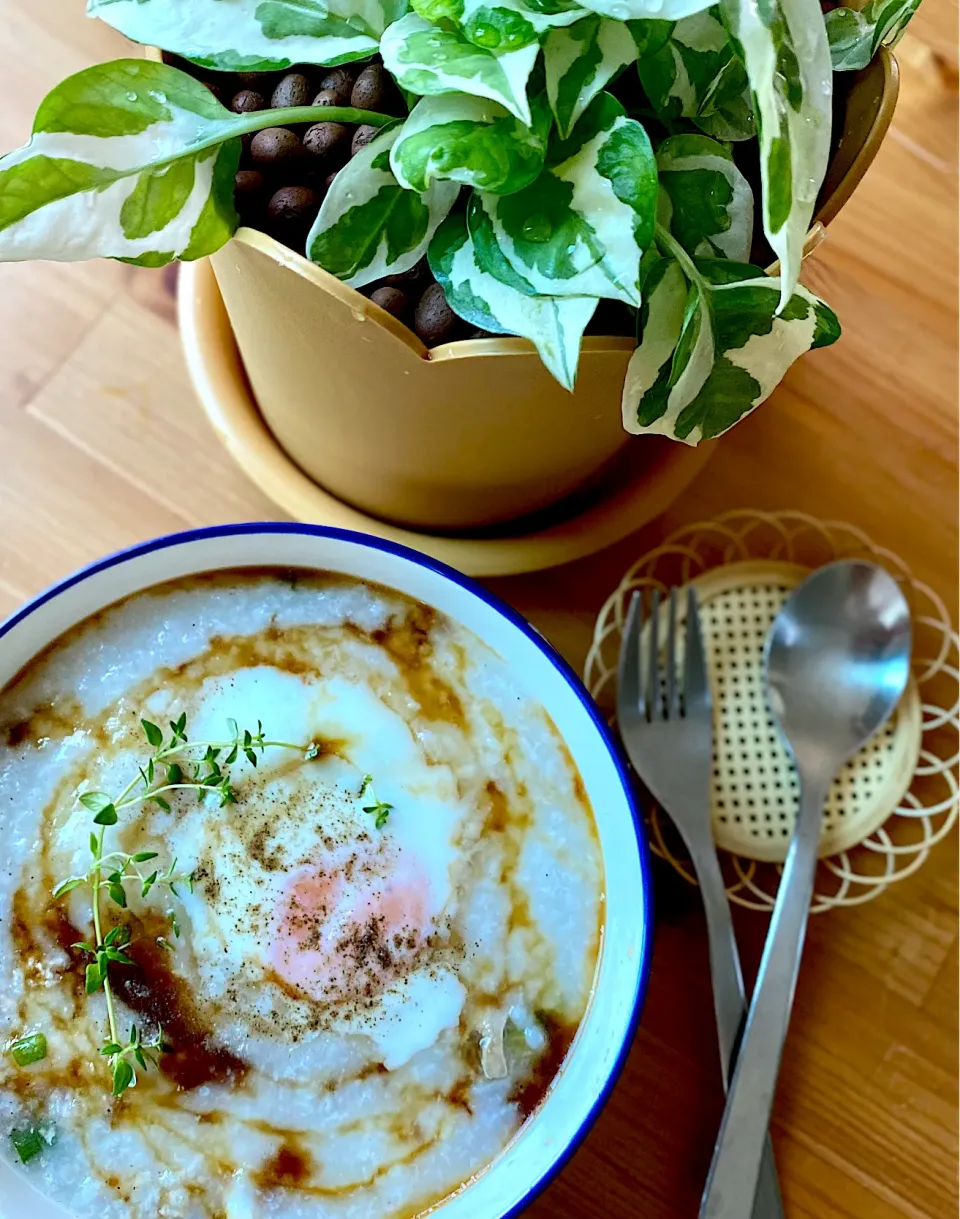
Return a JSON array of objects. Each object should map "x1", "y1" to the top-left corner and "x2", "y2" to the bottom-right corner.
[
  {"x1": 617, "y1": 591, "x2": 644, "y2": 718},
  {"x1": 683, "y1": 585, "x2": 711, "y2": 714},
  {"x1": 646, "y1": 588, "x2": 661, "y2": 721},
  {"x1": 665, "y1": 587, "x2": 679, "y2": 718}
]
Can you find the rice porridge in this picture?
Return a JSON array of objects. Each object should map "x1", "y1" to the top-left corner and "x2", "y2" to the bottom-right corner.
[{"x1": 0, "y1": 569, "x2": 604, "y2": 1218}]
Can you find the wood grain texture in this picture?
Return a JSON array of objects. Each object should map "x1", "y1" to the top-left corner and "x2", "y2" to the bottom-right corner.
[{"x1": 0, "y1": 3, "x2": 956, "y2": 1217}]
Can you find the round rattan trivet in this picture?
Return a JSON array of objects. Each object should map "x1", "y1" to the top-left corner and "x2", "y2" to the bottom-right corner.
[{"x1": 585, "y1": 511, "x2": 959, "y2": 913}]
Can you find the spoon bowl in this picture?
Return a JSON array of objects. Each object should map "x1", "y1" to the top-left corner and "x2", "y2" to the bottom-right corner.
[{"x1": 764, "y1": 560, "x2": 913, "y2": 776}]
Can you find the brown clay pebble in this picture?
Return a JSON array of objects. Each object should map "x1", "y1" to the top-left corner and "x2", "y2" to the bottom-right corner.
[
  {"x1": 231, "y1": 89, "x2": 265, "y2": 115},
  {"x1": 352, "y1": 125, "x2": 379, "y2": 156},
  {"x1": 235, "y1": 169, "x2": 266, "y2": 196},
  {"x1": 317, "y1": 67, "x2": 354, "y2": 106},
  {"x1": 324, "y1": 171, "x2": 340, "y2": 191},
  {"x1": 414, "y1": 283, "x2": 457, "y2": 346},
  {"x1": 250, "y1": 127, "x2": 302, "y2": 165},
  {"x1": 303, "y1": 122, "x2": 352, "y2": 161},
  {"x1": 271, "y1": 73, "x2": 313, "y2": 110},
  {"x1": 369, "y1": 286, "x2": 409, "y2": 318},
  {"x1": 350, "y1": 65, "x2": 389, "y2": 111},
  {"x1": 312, "y1": 88, "x2": 341, "y2": 109},
  {"x1": 266, "y1": 186, "x2": 319, "y2": 225}
]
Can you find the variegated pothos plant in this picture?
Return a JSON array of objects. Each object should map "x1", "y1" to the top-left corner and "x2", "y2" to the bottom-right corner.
[{"x1": 0, "y1": 0, "x2": 920, "y2": 442}]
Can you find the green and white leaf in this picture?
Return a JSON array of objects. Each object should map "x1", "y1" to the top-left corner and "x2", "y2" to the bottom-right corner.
[
  {"x1": 720, "y1": 0, "x2": 832, "y2": 306},
  {"x1": 578, "y1": 0, "x2": 712, "y2": 20},
  {"x1": 0, "y1": 59, "x2": 247, "y2": 266},
  {"x1": 636, "y1": 10, "x2": 755, "y2": 142},
  {"x1": 628, "y1": 17, "x2": 676, "y2": 57},
  {"x1": 307, "y1": 124, "x2": 458, "y2": 288},
  {"x1": 413, "y1": 0, "x2": 589, "y2": 52},
  {"x1": 381, "y1": 12, "x2": 539, "y2": 123},
  {"x1": 474, "y1": 93, "x2": 658, "y2": 305},
  {"x1": 622, "y1": 250, "x2": 840, "y2": 443},
  {"x1": 656, "y1": 133, "x2": 753, "y2": 261},
  {"x1": 390, "y1": 93, "x2": 548, "y2": 194},
  {"x1": 429, "y1": 210, "x2": 597, "y2": 389},
  {"x1": 87, "y1": 0, "x2": 406, "y2": 70},
  {"x1": 825, "y1": 0, "x2": 920, "y2": 71},
  {"x1": 543, "y1": 16, "x2": 639, "y2": 139}
]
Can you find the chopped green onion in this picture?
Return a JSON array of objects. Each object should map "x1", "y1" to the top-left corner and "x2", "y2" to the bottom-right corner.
[
  {"x1": 7, "y1": 1033, "x2": 46, "y2": 1067},
  {"x1": 10, "y1": 1126, "x2": 48, "y2": 1164}
]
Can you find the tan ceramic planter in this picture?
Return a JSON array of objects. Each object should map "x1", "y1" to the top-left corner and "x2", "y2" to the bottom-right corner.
[{"x1": 207, "y1": 51, "x2": 898, "y2": 532}]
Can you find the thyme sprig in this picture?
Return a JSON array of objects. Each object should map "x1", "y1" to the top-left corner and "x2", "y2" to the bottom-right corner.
[
  {"x1": 53, "y1": 714, "x2": 318, "y2": 1097},
  {"x1": 360, "y1": 774, "x2": 393, "y2": 830}
]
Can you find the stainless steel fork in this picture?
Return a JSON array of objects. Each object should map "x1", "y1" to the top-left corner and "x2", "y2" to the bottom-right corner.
[{"x1": 616, "y1": 586, "x2": 784, "y2": 1219}]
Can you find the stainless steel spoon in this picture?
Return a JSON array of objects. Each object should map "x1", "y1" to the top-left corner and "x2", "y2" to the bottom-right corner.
[{"x1": 700, "y1": 560, "x2": 911, "y2": 1219}]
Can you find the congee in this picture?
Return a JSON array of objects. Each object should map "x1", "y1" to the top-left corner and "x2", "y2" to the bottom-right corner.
[{"x1": 0, "y1": 569, "x2": 603, "y2": 1218}]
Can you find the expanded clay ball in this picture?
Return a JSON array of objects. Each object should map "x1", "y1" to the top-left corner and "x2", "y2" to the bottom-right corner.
[
  {"x1": 250, "y1": 127, "x2": 302, "y2": 166},
  {"x1": 414, "y1": 283, "x2": 457, "y2": 346},
  {"x1": 271, "y1": 73, "x2": 313, "y2": 110},
  {"x1": 235, "y1": 170, "x2": 266, "y2": 197},
  {"x1": 352, "y1": 125, "x2": 379, "y2": 156},
  {"x1": 317, "y1": 67, "x2": 354, "y2": 106},
  {"x1": 266, "y1": 185, "x2": 319, "y2": 226},
  {"x1": 369, "y1": 286, "x2": 408, "y2": 319},
  {"x1": 304, "y1": 122, "x2": 353, "y2": 162},
  {"x1": 312, "y1": 88, "x2": 340, "y2": 108},
  {"x1": 350, "y1": 65, "x2": 390, "y2": 111},
  {"x1": 231, "y1": 89, "x2": 265, "y2": 114}
]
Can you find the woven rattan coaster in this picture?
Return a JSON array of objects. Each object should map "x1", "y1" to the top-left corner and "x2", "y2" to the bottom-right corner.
[{"x1": 586, "y1": 511, "x2": 959, "y2": 913}]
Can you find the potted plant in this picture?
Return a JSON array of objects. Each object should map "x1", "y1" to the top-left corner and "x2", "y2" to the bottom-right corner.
[{"x1": 0, "y1": 0, "x2": 919, "y2": 529}]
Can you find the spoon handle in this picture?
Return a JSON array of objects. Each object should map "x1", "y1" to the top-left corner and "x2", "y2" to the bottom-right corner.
[{"x1": 699, "y1": 773, "x2": 830, "y2": 1219}]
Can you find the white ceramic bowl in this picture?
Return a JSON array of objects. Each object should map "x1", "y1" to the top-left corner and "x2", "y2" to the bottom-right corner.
[{"x1": 0, "y1": 523, "x2": 653, "y2": 1219}]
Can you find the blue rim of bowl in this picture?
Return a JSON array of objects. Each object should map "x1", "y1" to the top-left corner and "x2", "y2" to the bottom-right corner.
[{"x1": 0, "y1": 521, "x2": 653, "y2": 1215}]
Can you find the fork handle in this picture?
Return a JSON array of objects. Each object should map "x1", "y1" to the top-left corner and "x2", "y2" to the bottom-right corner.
[{"x1": 691, "y1": 840, "x2": 785, "y2": 1219}]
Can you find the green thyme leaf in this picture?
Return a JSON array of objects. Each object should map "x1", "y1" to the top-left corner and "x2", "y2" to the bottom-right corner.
[
  {"x1": 93, "y1": 804, "x2": 119, "y2": 826},
  {"x1": 80, "y1": 790, "x2": 114, "y2": 814},
  {"x1": 7, "y1": 1033, "x2": 47, "y2": 1067},
  {"x1": 10, "y1": 1126, "x2": 52, "y2": 1164},
  {"x1": 108, "y1": 881, "x2": 128, "y2": 908},
  {"x1": 52, "y1": 876, "x2": 86, "y2": 899},
  {"x1": 142, "y1": 720, "x2": 163, "y2": 748},
  {"x1": 85, "y1": 962, "x2": 104, "y2": 994},
  {"x1": 112, "y1": 1057, "x2": 135, "y2": 1097}
]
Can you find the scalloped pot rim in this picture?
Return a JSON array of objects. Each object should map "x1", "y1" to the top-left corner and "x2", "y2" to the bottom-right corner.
[{"x1": 0, "y1": 523, "x2": 653, "y2": 1219}]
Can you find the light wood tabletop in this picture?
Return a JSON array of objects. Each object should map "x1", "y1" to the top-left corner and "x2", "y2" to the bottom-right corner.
[{"x1": 0, "y1": 3, "x2": 957, "y2": 1217}]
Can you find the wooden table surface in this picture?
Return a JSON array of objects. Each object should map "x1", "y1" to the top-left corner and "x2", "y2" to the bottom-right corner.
[{"x1": 1, "y1": 3, "x2": 957, "y2": 1217}]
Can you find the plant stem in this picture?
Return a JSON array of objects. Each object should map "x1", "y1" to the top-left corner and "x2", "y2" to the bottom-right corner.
[
  {"x1": 90, "y1": 827, "x2": 120, "y2": 1051},
  {"x1": 655, "y1": 222, "x2": 704, "y2": 288},
  {"x1": 226, "y1": 105, "x2": 394, "y2": 138}
]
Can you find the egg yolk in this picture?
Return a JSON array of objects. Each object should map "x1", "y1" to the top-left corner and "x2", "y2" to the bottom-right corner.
[{"x1": 271, "y1": 843, "x2": 431, "y2": 1006}]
